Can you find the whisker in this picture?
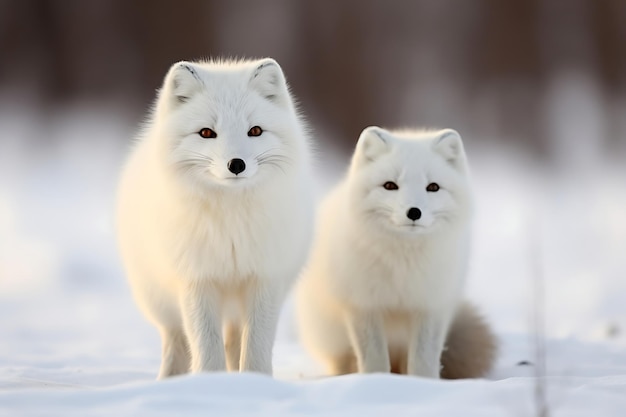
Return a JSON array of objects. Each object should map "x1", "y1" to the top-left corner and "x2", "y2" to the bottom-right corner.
[
  {"x1": 255, "y1": 147, "x2": 284, "y2": 160},
  {"x1": 257, "y1": 155, "x2": 293, "y2": 166},
  {"x1": 256, "y1": 149, "x2": 294, "y2": 177},
  {"x1": 186, "y1": 152, "x2": 214, "y2": 165},
  {"x1": 362, "y1": 206, "x2": 393, "y2": 223},
  {"x1": 261, "y1": 161, "x2": 288, "y2": 175}
]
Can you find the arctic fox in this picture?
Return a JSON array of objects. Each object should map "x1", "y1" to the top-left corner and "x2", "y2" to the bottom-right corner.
[
  {"x1": 296, "y1": 126, "x2": 496, "y2": 378},
  {"x1": 117, "y1": 58, "x2": 314, "y2": 378}
]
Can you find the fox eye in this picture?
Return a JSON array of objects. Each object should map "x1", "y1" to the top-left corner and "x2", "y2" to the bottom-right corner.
[
  {"x1": 383, "y1": 181, "x2": 399, "y2": 191},
  {"x1": 248, "y1": 126, "x2": 263, "y2": 137},
  {"x1": 426, "y1": 183, "x2": 440, "y2": 192},
  {"x1": 198, "y1": 128, "x2": 217, "y2": 139}
]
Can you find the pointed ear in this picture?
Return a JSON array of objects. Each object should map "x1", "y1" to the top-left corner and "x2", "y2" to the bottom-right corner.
[
  {"x1": 353, "y1": 126, "x2": 391, "y2": 167},
  {"x1": 164, "y1": 61, "x2": 204, "y2": 105},
  {"x1": 249, "y1": 58, "x2": 289, "y2": 105},
  {"x1": 433, "y1": 129, "x2": 466, "y2": 170}
]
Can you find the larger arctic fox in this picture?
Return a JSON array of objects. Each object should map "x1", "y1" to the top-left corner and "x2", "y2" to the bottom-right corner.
[
  {"x1": 296, "y1": 127, "x2": 496, "y2": 378},
  {"x1": 117, "y1": 58, "x2": 313, "y2": 378}
]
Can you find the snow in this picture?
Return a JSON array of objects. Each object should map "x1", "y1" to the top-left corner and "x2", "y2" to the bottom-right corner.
[
  {"x1": 2, "y1": 373, "x2": 626, "y2": 417},
  {"x1": 1, "y1": 106, "x2": 625, "y2": 415}
]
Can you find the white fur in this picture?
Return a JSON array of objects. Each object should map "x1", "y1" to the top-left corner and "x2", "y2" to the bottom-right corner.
[
  {"x1": 296, "y1": 126, "x2": 473, "y2": 377},
  {"x1": 117, "y1": 58, "x2": 314, "y2": 378}
]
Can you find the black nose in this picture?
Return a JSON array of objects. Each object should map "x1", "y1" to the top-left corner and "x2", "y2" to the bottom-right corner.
[
  {"x1": 407, "y1": 207, "x2": 422, "y2": 221},
  {"x1": 227, "y1": 158, "x2": 246, "y2": 175}
]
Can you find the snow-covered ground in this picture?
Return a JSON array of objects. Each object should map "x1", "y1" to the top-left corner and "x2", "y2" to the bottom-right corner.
[{"x1": 1, "y1": 107, "x2": 625, "y2": 416}]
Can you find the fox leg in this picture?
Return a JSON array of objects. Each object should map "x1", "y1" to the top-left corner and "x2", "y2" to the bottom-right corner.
[
  {"x1": 180, "y1": 282, "x2": 226, "y2": 373},
  {"x1": 240, "y1": 283, "x2": 280, "y2": 375},
  {"x1": 390, "y1": 346, "x2": 408, "y2": 374},
  {"x1": 407, "y1": 312, "x2": 448, "y2": 378},
  {"x1": 326, "y1": 352, "x2": 357, "y2": 375},
  {"x1": 224, "y1": 322, "x2": 242, "y2": 372},
  {"x1": 345, "y1": 310, "x2": 390, "y2": 373},
  {"x1": 157, "y1": 327, "x2": 190, "y2": 379}
]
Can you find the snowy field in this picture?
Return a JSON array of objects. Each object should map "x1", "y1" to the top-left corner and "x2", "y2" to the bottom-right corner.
[{"x1": 1, "y1": 107, "x2": 625, "y2": 415}]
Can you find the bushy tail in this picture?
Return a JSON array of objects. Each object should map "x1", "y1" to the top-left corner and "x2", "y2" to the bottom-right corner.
[{"x1": 440, "y1": 302, "x2": 498, "y2": 379}]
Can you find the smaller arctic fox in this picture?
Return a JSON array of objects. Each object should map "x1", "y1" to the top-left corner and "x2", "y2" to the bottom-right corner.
[
  {"x1": 296, "y1": 127, "x2": 496, "y2": 378},
  {"x1": 117, "y1": 58, "x2": 314, "y2": 378}
]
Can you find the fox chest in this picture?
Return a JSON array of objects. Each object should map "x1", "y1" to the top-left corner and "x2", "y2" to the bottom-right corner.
[
  {"x1": 335, "y1": 248, "x2": 461, "y2": 310},
  {"x1": 168, "y1": 207, "x2": 274, "y2": 281}
]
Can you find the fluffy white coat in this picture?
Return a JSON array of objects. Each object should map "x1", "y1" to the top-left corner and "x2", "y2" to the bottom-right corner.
[
  {"x1": 296, "y1": 127, "x2": 472, "y2": 377},
  {"x1": 117, "y1": 58, "x2": 314, "y2": 378}
]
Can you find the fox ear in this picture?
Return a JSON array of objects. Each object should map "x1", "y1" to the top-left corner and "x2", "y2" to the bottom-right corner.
[
  {"x1": 249, "y1": 58, "x2": 289, "y2": 106},
  {"x1": 165, "y1": 61, "x2": 204, "y2": 105},
  {"x1": 433, "y1": 129, "x2": 466, "y2": 170},
  {"x1": 353, "y1": 126, "x2": 391, "y2": 167}
]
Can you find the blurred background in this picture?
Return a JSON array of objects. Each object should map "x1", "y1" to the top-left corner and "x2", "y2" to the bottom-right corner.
[
  {"x1": 1, "y1": 0, "x2": 625, "y2": 372},
  {"x1": 2, "y1": 0, "x2": 626, "y2": 158}
]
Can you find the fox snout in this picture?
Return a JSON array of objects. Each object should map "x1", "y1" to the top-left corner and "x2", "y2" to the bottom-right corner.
[
  {"x1": 227, "y1": 158, "x2": 246, "y2": 175},
  {"x1": 406, "y1": 207, "x2": 422, "y2": 221}
]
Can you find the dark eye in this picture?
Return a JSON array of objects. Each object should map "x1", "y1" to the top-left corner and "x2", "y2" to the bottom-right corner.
[
  {"x1": 248, "y1": 126, "x2": 263, "y2": 137},
  {"x1": 198, "y1": 128, "x2": 217, "y2": 139},
  {"x1": 383, "y1": 181, "x2": 399, "y2": 190},
  {"x1": 426, "y1": 183, "x2": 440, "y2": 192}
]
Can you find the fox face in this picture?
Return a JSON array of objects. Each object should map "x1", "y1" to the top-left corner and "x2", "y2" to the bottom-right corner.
[
  {"x1": 155, "y1": 59, "x2": 303, "y2": 190},
  {"x1": 347, "y1": 127, "x2": 472, "y2": 236}
]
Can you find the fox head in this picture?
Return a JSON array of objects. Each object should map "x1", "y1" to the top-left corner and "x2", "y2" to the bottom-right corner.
[
  {"x1": 151, "y1": 58, "x2": 307, "y2": 191},
  {"x1": 347, "y1": 127, "x2": 473, "y2": 236}
]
